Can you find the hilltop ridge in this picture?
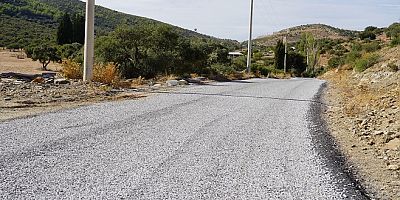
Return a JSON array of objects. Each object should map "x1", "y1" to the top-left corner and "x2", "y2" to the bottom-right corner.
[
  {"x1": 0, "y1": 0, "x2": 237, "y2": 48},
  {"x1": 254, "y1": 24, "x2": 359, "y2": 46}
]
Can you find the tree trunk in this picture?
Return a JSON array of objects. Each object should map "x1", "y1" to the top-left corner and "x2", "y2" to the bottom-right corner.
[{"x1": 43, "y1": 60, "x2": 51, "y2": 71}]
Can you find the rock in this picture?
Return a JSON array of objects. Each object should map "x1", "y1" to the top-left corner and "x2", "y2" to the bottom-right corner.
[
  {"x1": 153, "y1": 84, "x2": 162, "y2": 88},
  {"x1": 32, "y1": 77, "x2": 45, "y2": 84},
  {"x1": 387, "y1": 164, "x2": 400, "y2": 171},
  {"x1": 4, "y1": 97, "x2": 11, "y2": 101},
  {"x1": 373, "y1": 131, "x2": 384, "y2": 136},
  {"x1": 42, "y1": 72, "x2": 56, "y2": 79},
  {"x1": 166, "y1": 80, "x2": 179, "y2": 87},
  {"x1": 385, "y1": 138, "x2": 400, "y2": 150},
  {"x1": 13, "y1": 80, "x2": 25, "y2": 85},
  {"x1": 54, "y1": 79, "x2": 70, "y2": 84},
  {"x1": 367, "y1": 140, "x2": 375, "y2": 146},
  {"x1": 186, "y1": 77, "x2": 207, "y2": 84},
  {"x1": 45, "y1": 78, "x2": 54, "y2": 84},
  {"x1": 178, "y1": 80, "x2": 189, "y2": 85}
]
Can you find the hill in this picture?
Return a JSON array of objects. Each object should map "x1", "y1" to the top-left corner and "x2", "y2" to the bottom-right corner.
[
  {"x1": 254, "y1": 24, "x2": 359, "y2": 47},
  {"x1": 0, "y1": 0, "x2": 237, "y2": 48}
]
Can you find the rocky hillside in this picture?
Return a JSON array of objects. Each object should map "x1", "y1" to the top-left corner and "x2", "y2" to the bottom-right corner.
[
  {"x1": 0, "y1": 0, "x2": 237, "y2": 48},
  {"x1": 322, "y1": 46, "x2": 399, "y2": 199},
  {"x1": 254, "y1": 24, "x2": 358, "y2": 47}
]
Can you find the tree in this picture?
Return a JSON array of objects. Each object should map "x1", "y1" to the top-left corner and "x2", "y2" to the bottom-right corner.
[
  {"x1": 58, "y1": 43, "x2": 83, "y2": 59},
  {"x1": 386, "y1": 23, "x2": 400, "y2": 39},
  {"x1": 274, "y1": 39, "x2": 285, "y2": 69},
  {"x1": 297, "y1": 33, "x2": 320, "y2": 73},
  {"x1": 287, "y1": 52, "x2": 307, "y2": 76},
  {"x1": 72, "y1": 14, "x2": 85, "y2": 44},
  {"x1": 30, "y1": 45, "x2": 61, "y2": 70},
  {"x1": 57, "y1": 13, "x2": 73, "y2": 45},
  {"x1": 359, "y1": 26, "x2": 377, "y2": 40}
]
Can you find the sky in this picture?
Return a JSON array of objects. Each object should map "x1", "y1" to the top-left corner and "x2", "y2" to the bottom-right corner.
[{"x1": 95, "y1": 0, "x2": 400, "y2": 41}]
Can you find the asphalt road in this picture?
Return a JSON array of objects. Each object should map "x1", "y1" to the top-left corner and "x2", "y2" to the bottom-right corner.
[{"x1": 0, "y1": 78, "x2": 367, "y2": 199}]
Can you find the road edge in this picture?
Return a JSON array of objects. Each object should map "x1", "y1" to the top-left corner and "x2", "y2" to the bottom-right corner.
[{"x1": 308, "y1": 82, "x2": 371, "y2": 199}]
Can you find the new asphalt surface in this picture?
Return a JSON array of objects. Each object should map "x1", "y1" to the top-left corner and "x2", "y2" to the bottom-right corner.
[{"x1": 0, "y1": 78, "x2": 368, "y2": 199}]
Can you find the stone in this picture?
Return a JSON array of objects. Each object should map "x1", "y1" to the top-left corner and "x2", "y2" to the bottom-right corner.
[
  {"x1": 373, "y1": 131, "x2": 384, "y2": 136},
  {"x1": 387, "y1": 164, "x2": 400, "y2": 171},
  {"x1": 178, "y1": 80, "x2": 189, "y2": 85},
  {"x1": 54, "y1": 79, "x2": 70, "y2": 84},
  {"x1": 166, "y1": 80, "x2": 179, "y2": 87},
  {"x1": 385, "y1": 138, "x2": 400, "y2": 150},
  {"x1": 4, "y1": 97, "x2": 11, "y2": 101},
  {"x1": 32, "y1": 77, "x2": 45, "y2": 84},
  {"x1": 153, "y1": 84, "x2": 162, "y2": 87},
  {"x1": 42, "y1": 72, "x2": 56, "y2": 79}
]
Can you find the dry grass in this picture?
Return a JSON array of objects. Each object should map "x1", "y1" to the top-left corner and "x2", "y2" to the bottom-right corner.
[
  {"x1": 155, "y1": 74, "x2": 177, "y2": 83},
  {"x1": 131, "y1": 76, "x2": 146, "y2": 87},
  {"x1": 93, "y1": 63, "x2": 121, "y2": 86},
  {"x1": 62, "y1": 60, "x2": 121, "y2": 86},
  {"x1": 62, "y1": 60, "x2": 82, "y2": 79},
  {"x1": 0, "y1": 49, "x2": 60, "y2": 74}
]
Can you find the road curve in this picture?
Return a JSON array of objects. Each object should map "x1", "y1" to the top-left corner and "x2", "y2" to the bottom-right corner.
[{"x1": 0, "y1": 78, "x2": 367, "y2": 199}]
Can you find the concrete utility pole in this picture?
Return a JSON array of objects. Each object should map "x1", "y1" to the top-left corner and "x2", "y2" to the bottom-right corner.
[
  {"x1": 246, "y1": 0, "x2": 254, "y2": 74},
  {"x1": 283, "y1": 30, "x2": 288, "y2": 74},
  {"x1": 83, "y1": 0, "x2": 95, "y2": 81}
]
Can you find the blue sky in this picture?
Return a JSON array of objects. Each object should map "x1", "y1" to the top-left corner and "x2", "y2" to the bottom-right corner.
[{"x1": 95, "y1": 0, "x2": 400, "y2": 41}]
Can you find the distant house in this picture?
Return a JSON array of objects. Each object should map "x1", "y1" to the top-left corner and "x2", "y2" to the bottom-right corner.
[{"x1": 228, "y1": 52, "x2": 243, "y2": 58}]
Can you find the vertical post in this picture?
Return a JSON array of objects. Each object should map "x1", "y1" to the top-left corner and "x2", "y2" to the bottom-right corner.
[
  {"x1": 246, "y1": 0, "x2": 254, "y2": 74},
  {"x1": 284, "y1": 35, "x2": 287, "y2": 74},
  {"x1": 84, "y1": 0, "x2": 95, "y2": 82},
  {"x1": 283, "y1": 29, "x2": 289, "y2": 74}
]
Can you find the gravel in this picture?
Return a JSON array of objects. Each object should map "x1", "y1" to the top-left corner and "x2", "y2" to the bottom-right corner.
[{"x1": 0, "y1": 78, "x2": 367, "y2": 199}]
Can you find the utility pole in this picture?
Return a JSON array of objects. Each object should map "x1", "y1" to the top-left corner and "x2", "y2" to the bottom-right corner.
[
  {"x1": 83, "y1": 0, "x2": 95, "y2": 81},
  {"x1": 284, "y1": 30, "x2": 289, "y2": 74},
  {"x1": 246, "y1": 0, "x2": 254, "y2": 74}
]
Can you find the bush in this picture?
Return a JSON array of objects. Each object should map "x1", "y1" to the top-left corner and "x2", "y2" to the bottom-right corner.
[
  {"x1": 58, "y1": 43, "x2": 83, "y2": 59},
  {"x1": 359, "y1": 31, "x2": 376, "y2": 40},
  {"x1": 210, "y1": 64, "x2": 236, "y2": 75},
  {"x1": 363, "y1": 42, "x2": 381, "y2": 53},
  {"x1": 93, "y1": 63, "x2": 121, "y2": 86},
  {"x1": 346, "y1": 50, "x2": 362, "y2": 64},
  {"x1": 354, "y1": 53, "x2": 380, "y2": 72},
  {"x1": 390, "y1": 36, "x2": 400, "y2": 47},
  {"x1": 388, "y1": 62, "x2": 399, "y2": 72},
  {"x1": 328, "y1": 56, "x2": 345, "y2": 68},
  {"x1": 62, "y1": 60, "x2": 83, "y2": 79},
  {"x1": 251, "y1": 64, "x2": 272, "y2": 76}
]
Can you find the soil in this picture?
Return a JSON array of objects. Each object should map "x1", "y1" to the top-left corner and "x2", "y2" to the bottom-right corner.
[
  {"x1": 0, "y1": 78, "x2": 149, "y2": 122},
  {"x1": 0, "y1": 49, "x2": 61, "y2": 74},
  {"x1": 321, "y1": 46, "x2": 400, "y2": 199}
]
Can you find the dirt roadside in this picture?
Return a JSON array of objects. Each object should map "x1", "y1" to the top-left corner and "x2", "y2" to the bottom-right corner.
[{"x1": 321, "y1": 49, "x2": 400, "y2": 199}]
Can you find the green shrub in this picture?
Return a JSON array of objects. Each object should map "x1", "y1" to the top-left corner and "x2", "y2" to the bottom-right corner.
[
  {"x1": 390, "y1": 36, "x2": 400, "y2": 47},
  {"x1": 252, "y1": 64, "x2": 273, "y2": 76},
  {"x1": 388, "y1": 62, "x2": 399, "y2": 72},
  {"x1": 346, "y1": 50, "x2": 362, "y2": 64},
  {"x1": 354, "y1": 53, "x2": 380, "y2": 72},
  {"x1": 210, "y1": 64, "x2": 235, "y2": 75},
  {"x1": 351, "y1": 43, "x2": 363, "y2": 52},
  {"x1": 328, "y1": 56, "x2": 345, "y2": 68},
  {"x1": 362, "y1": 42, "x2": 381, "y2": 53}
]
